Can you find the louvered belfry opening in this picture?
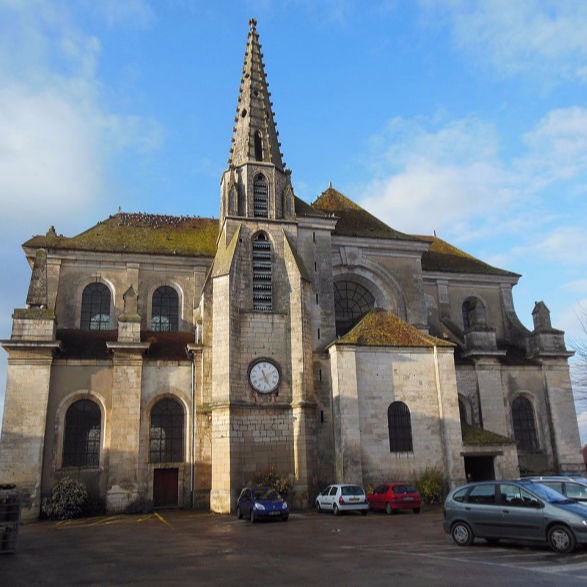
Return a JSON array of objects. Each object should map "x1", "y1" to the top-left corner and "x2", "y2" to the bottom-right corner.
[
  {"x1": 252, "y1": 232, "x2": 272, "y2": 311},
  {"x1": 253, "y1": 173, "x2": 268, "y2": 217}
]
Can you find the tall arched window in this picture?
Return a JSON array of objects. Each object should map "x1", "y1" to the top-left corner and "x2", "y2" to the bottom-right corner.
[
  {"x1": 81, "y1": 282, "x2": 111, "y2": 330},
  {"x1": 512, "y1": 396, "x2": 538, "y2": 451},
  {"x1": 388, "y1": 401, "x2": 413, "y2": 452},
  {"x1": 253, "y1": 173, "x2": 268, "y2": 217},
  {"x1": 151, "y1": 286, "x2": 179, "y2": 332},
  {"x1": 333, "y1": 281, "x2": 375, "y2": 336},
  {"x1": 62, "y1": 400, "x2": 101, "y2": 467},
  {"x1": 252, "y1": 232, "x2": 272, "y2": 312},
  {"x1": 150, "y1": 398, "x2": 184, "y2": 463}
]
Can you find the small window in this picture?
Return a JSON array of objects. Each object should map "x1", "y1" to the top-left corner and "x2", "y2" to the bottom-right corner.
[
  {"x1": 388, "y1": 401, "x2": 413, "y2": 452},
  {"x1": 254, "y1": 130, "x2": 263, "y2": 161},
  {"x1": 62, "y1": 400, "x2": 101, "y2": 467},
  {"x1": 150, "y1": 398, "x2": 184, "y2": 463},
  {"x1": 151, "y1": 286, "x2": 179, "y2": 332},
  {"x1": 81, "y1": 283, "x2": 111, "y2": 330}
]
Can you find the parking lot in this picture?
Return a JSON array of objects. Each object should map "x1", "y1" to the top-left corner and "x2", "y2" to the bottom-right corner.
[{"x1": 4, "y1": 507, "x2": 587, "y2": 586}]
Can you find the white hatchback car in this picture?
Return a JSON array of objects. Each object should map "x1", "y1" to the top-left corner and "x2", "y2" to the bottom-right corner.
[{"x1": 315, "y1": 484, "x2": 368, "y2": 515}]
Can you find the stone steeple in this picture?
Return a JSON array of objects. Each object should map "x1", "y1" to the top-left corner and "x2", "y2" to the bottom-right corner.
[
  {"x1": 228, "y1": 18, "x2": 284, "y2": 170},
  {"x1": 220, "y1": 19, "x2": 295, "y2": 225}
]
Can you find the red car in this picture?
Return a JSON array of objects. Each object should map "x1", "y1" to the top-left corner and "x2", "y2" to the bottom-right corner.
[{"x1": 367, "y1": 483, "x2": 421, "y2": 514}]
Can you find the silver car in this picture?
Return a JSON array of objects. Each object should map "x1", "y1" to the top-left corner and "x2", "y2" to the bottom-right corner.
[
  {"x1": 315, "y1": 484, "x2": 368, "y2": 515},
  {"x1": 443, "y1": 480, "x2": 587, "y2": 553},
  {"x1": 519, "y1": 476, "x2": 587, "y2": 503}
]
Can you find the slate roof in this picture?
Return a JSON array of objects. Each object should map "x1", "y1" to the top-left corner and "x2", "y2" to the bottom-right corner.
[{"x1": 333, "y1": 309, "x2": 454, "y2": 348}]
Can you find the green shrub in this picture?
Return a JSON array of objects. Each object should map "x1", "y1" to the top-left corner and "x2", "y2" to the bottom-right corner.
[
  {"x1": 42, "y1": 477, "x2": 88, "y2": 520},
  {"x1": 414, "y1": 468, "x2": 447, "y2": 505},
  {"x1": 252, "y1": 468, "x2": 291, "y2": 498}
]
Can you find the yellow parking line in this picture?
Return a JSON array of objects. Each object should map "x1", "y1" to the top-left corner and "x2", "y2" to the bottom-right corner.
[{"x1": 154, "y1": 511, "x2": 174, "y2": 529}]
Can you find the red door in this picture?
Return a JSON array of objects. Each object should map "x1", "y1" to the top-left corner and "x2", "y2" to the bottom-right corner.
[{"x1": 153, "y1": 468, "x2": 179, "y2": 507}]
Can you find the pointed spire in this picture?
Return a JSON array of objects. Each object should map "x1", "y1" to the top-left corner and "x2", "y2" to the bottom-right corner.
[{"x1": 228, "y1": 18, "x2": 285, "y2": 170}]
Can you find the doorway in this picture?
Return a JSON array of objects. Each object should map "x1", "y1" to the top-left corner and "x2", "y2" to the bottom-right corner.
[
  {"x1": 153, "y1": 468, "x2": 179, "y2": 507},
  {"x1": 464, "y1": 456, "x2": 495, "y2": 482}
]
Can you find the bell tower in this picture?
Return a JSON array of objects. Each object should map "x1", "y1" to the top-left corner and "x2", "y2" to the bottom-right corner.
[
  {"x1": 220, "y1": 18, "x2": 295, "y2": 226},
  {"x1": 208, "y1": 19, "x2": 315, "y2": 514}
]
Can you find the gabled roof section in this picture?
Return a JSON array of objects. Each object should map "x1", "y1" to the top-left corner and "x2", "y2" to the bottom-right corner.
[
  {"x1": 212, "y1": 225, "x2": 241, "y2": 277},
  {"x1": 228, "y1": 18, "x2": 284, "y2": 170},
  {"x1": 23, "y1": 213, "x2": 219, "y2": 258},
  {"x1": 311, "y1": 186, "x2": 421, "y2": 242},
  {"x1": 334, "y1": 309, "x2": 454, "y2": 348},
  {"x1": 419, "y1": 235, "x2": 518, "y2": 277}
]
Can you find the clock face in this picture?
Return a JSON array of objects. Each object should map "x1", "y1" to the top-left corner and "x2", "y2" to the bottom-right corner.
[{"x1": 249, "y1": 360, "x2": 280, "y2": 394}]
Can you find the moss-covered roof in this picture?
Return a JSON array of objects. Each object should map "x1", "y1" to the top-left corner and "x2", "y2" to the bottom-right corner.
[
  {"x1": 311, "y1": 187, "x2": 421, "y2": 242},
  {"x1": 24, "y1": 213, "x2": 219, "y2": 258},
  {"x1": 334, "y1": 309, "x2": 454, "y2": 348},
  {"x1": 419, "y1": 235, "x2": 518, "y2": 277},
  {"x1": 56, "y1": 329, "x2": 194, "y2": 360},
  {"x1": 461, "y1": 422, "x2": 516, "y2": 445}
]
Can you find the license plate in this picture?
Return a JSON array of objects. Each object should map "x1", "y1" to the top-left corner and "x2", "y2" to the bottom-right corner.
[
  {"x1": 269, "y1": 511, "x2": 280, "y2": 515},
  {"x1": 350, "y1": 498, "x2": 359, "y2": 502},
  {"x1": 403, "y1": 496, "x2": 414, "y2": 501}
]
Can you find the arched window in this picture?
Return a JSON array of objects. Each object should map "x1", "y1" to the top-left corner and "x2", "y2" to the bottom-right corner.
[
  {"x1": 388, "y1": 401, "x2": 413, "y2": 452},
  {"x1": 150, "y1": 398, "x2": 184, "y2": 463},
  {"x1": 253, "y1": 173, "x2": 268, "y2": 218},
  {"x1": 254, "y1": 130, "x2": 264, "y2": 161},
  {"x1": 333, "y1": 281, "x2": 375, "y2": 336},
  {"x1": 151, "y1": 286, "x2": 179, "y2": 332},
  {"x1": 81, "y1": 282, "x2": 111, "y2": 330},
  {"x1": 62, "y1": 400, "x2": 101, "y2": 467},
  {"x1": 512, "y1": 396, "x2": 538, "y2": 451},
  {"x1": 252, "y1": 232, "x2": 272, "y2": 312},
  {"x1": 462, "y1": 297, "x2": 487, "y2": 330}
]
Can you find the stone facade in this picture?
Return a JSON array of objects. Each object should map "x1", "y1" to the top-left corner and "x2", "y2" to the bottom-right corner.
[{"x1": 0, "y1": 19, "x2": 583, "y2": 521}]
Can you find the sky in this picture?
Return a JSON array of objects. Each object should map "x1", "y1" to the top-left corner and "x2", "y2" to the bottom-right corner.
[{"x1": 0, "y1": 0, "x2": 586, "y2": 444}]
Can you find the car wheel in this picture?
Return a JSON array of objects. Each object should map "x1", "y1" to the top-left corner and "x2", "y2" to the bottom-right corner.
[
  {"x1": 236, "y1": 506, "x2": 242, "y2": 519},
  {"x1": 282, "y1": 515, "x2": 289, "y2": 522},
  {"x1": 451, "y1": 522, "x2": 474, "y2": 546},
  {"x1": 333, "y1": 504, "x2": 340, "y2": 516},
  {"x1": 361, "y1": 510, "x2": 367, "y2": 516},
  {"x1": 316, "y1": 501, "x2": 322, "y2": 513},
  {"x1": 548, "y1": 524, "x2": 576, "y2": 553},
  {"x1": 250, "y1": 510, "x2": 256, "y2": 524},
  {"x1": 413, "y1": 508, "x2": 420, "y2": 514},
  {"x1": 385, "y1": 503, "x2": 392, "y2": 515}
]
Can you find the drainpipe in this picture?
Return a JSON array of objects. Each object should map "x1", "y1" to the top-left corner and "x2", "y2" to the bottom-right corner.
[{"x1": 433, "y1": 346, "x2": 451, "y2": 480}]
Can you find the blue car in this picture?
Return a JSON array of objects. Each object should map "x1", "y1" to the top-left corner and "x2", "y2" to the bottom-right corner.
[{"x1": 236, "y1": 486, "x2": 289, "y2": 522}]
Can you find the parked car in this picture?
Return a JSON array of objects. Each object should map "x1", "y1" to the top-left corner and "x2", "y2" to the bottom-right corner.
[
  {"x1": 315, "y1": 484, "x2": 368, "y2": 515},
  {"x1": 519, "y1": 476, "x2": 587, "y2": 503},
  {"x1": 443, "y1": 480, "x2": 587, "y2": 553},
  {"x1": 236, "y1": 486, "x2": 289, "y2": 522},
  {"x1": 367, "y1": 483, "x2": 422, "y2": 514}
]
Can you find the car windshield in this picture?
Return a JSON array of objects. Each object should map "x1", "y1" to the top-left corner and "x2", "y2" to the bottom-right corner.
[
  {"x1": 341, "y1": 486, "x2": 364, "y2": 496},
  {"x1": 253, "y1": 487, "x2": 280, "y2": 500},
  {"x1": 523, "y1": 482, "x2": 574, "y2": 504}
]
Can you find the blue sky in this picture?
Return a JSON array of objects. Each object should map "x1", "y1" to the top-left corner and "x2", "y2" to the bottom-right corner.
[{"x1": 0, "y1": 0, "x2": 586, "y2": 442}]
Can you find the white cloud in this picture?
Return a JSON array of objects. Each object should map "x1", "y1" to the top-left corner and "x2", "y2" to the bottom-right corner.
[
  {"x1": 0, "y1": 2, "x2": 162, "y2": 236},
  {"x1": 84, "y1": 0, "x2": 155, "y2": 30},
  {"x1": 422, "y1": 0, "x2": 587, "y2": 83}
]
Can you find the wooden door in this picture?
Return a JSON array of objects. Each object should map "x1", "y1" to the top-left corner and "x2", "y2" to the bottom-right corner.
[{"x1": 153, "y1": 468, "x2": 179, "y2": 507}]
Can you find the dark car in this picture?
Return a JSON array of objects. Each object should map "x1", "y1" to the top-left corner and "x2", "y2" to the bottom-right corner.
[
  {"x1": 236, "y1": 486, "x2": 289, "y2": 522},
  {"x1": 443, "y1": 480, "x2": 587, "y2": 553},
  {"x1": 519, "y1": 476, "x2": 587, "y2": 503},
  {"x1": 367, "y1": 483, "x2": 422, "y2": 514}
]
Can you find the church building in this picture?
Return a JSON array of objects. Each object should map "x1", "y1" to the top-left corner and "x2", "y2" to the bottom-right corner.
[{"x1": 1, "y1": 19, "x2": 583, "y2": 521}]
